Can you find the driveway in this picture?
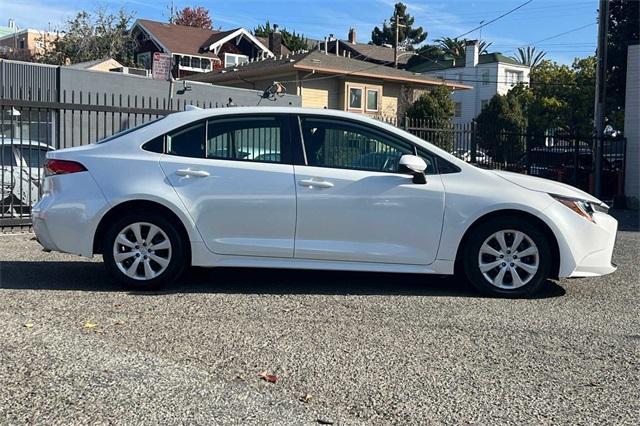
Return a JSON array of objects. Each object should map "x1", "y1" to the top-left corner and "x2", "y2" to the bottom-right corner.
[{"x1": 0, "y1": 211, "x2": 638, "y2": 424}]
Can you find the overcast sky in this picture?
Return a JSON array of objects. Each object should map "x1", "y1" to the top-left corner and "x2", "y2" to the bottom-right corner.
[{"x1": 1, "y1": 0, "x2": 599, "y2": 64}]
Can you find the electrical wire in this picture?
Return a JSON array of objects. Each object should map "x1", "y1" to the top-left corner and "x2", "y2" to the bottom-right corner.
[{"x1": 454, "y1": 0, "x2": 534, "y2": 39}]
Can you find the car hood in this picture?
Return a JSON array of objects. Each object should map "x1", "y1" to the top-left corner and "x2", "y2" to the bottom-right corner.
[{"x1": 491, "y1": 170, "x2": 603, "y2": 204}]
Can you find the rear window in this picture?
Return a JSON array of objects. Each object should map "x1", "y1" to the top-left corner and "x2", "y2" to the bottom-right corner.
[{"x1": 97, "y1": 116, "x2": 165, "y2": 144}]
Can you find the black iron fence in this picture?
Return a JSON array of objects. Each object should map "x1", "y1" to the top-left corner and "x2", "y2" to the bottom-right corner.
[
  {"x1": 382, "y1": 117, "x2": 626, "y2": 202},
  {"x1": 0, "y1": 102, "x2": 628, "y2": 230}
]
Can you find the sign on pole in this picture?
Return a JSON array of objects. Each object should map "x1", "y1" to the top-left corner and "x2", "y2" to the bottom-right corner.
[{"x1": 152, "y1": 52, "x2": 172, "y2": 80}]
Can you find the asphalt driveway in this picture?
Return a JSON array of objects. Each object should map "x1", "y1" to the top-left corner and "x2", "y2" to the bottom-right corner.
[{"x1": 0, "y1": 210, "x2": 638, "y2": 424}]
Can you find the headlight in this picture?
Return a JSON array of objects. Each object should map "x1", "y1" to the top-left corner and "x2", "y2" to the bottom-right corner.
[{"x1": 550, "y1": 194, "x2": 603, "y2": 222}]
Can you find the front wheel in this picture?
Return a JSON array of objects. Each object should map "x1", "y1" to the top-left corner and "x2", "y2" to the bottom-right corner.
[
  {"x1": 462, "y1": 217, "x2": 552, "y2": 297},
  {"x1": 103, "y1": 212, "x2": 187, "y2": 290}
]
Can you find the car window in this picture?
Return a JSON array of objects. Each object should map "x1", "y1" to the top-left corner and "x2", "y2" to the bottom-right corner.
[
  {"x1": 166, "y1": 122, "x2": 206, "y2": 158},
  {"x1": 299, "y1": 117, "x2": 415, "y2": 173},
  {"x1": 18, "y1": 146, "x2": 50, "y2": 168},
  {"x1": 1, "y1": 145, "x2": 16, "y2": 167},
  {"x1": 206, "y1": 116, "x2": 283, "y2": 163}
]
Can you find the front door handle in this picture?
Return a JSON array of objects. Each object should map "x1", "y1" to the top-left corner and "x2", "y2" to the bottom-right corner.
[
  {"x1": 176, "y1": 168, "x2": 210, "y2": 178},
  {"x1": 298, "y1": 178, "x2": 334, "y2": 189}
]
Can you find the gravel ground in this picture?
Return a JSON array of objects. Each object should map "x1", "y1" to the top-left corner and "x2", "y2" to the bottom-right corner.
[{"x1": 0, "y1": 211, "x2": 638, "y2": 425}]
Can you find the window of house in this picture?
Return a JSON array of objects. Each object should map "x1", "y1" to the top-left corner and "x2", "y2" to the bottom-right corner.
[
  {"x1": 180, "y1": 55, "x2": 191, "y2": 67},
  {"x1": 202, "y1": 59, "x2": 211, "y2": 70},
  {"x1": 206, "y1": 116, "x2": 284, "y2": 163},
  {"x1": 191, "y1": 57, "x2": 201, "y2": 69},
  {"x1": 166, "y1": 122, "x2": 206, "y2": 158},
  {"x1": 137, "y1": 52, "x2": 151, "y2": 69},
  {"x1": 454, "y1": 102, "x2": 462, "y2": 118},
  {"x1": 348, "y1": 86, "x2": 363, "y2": 110},
  {"x1": 299, "y1": 117, "x2": 419, "y2": 173},
  {"x1": 19, "y1": 39, "x2": 25, "y2": 49},
  {"x1": 224, "y1": 53, "x2": 249, "y2": 68},
  {"x1": 482, "y1": 70, "x2": 490, "y2": 86},
  {"x1": 366, "y1": 89, "x2": 380, "y2": 112},
  {"x1": 506, "y1": 70, "x2": 523, "y2": 85},
  {"x1": 480, "y1": 99, "x2": 489, "y2": 110}
]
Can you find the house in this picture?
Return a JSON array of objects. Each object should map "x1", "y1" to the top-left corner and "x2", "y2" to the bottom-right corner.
[
  {"x1": 409, "y1": 40, "x2": 530, "y2": 124},
  {"x1": 319, "y1": 28, "x2": 415, "y2": 68},
  {"x1": 131, "y1": 19, "x2": 290, "y2": 78},
  {"x1": 187, "y1": 50, "x2": 470, "y2": 120},
  {"x1": 68, "y1": 58, "x2": 124, "y2": 72},
  {"x1": 0, "y1": 20, "x2": 59, "y2": 59}
]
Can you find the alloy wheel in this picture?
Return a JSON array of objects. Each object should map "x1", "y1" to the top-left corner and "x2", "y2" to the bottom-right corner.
[
  {"x1": 112, "y1": 222, "x2": 172, "y2": 281},
  {"x1": 478, "y1": 229, "x2": 539, "y2": 289}
]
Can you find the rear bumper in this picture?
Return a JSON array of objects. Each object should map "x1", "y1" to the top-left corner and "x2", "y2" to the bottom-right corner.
[{"x1": 32, "y1": 172, "x2": 109, "y2": 257}]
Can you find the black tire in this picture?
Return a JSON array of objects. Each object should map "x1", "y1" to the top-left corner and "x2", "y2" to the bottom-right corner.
[
  {"x1": 462, "y1": 217, "x2": 552, "y2": 298},
  {"x1": 102, "y1": 211, "x2": 187, "y2": 290}
]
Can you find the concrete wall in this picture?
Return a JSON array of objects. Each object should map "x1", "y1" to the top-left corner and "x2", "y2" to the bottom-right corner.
[{"x1": 624, "y1": 45, "x2": 639, "y2": 208}]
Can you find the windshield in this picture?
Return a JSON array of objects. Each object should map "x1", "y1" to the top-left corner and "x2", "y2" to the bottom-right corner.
[{"x1": 97, "y1": 116, "x2": 165, "y2": 144}]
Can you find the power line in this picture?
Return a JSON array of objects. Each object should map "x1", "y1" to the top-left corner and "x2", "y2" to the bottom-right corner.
[{"x1": 454, "y1": 0, "x2": 534, "y2": 39}]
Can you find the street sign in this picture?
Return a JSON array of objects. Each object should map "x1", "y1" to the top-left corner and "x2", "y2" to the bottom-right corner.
[{"x1": 152, "y1": 52, "x2": 172, "y2": 80}]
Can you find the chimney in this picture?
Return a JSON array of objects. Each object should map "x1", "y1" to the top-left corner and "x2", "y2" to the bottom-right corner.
[
  {"x1": 465, "y1": 39, "x2": 479, "y2": 67},
  {"x1": 8, "y1": 18, "x2": 15, "y2": 29},
  {"x1": 269, "y1": 25, "x2": 282, "y2": 57},
  {"x1": 348, "y1": 27, "x2": 356, "y2": 44}
]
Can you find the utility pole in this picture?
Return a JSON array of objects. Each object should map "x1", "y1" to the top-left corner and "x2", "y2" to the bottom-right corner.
[
  {"x1": 593, "y1": 0, "x2": 609, "y2": 198},
  {"x1": 394, "y1": 15, "x2": 406, "y2": 69}
]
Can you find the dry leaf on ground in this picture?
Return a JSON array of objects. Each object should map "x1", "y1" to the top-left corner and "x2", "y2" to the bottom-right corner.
[{"x1": 258, "y1": 371, "x2": 278, "y2": 383}]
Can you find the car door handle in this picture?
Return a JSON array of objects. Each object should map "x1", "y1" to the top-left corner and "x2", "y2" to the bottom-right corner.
[
  {"x1": 176, "y1": 168, "x2": 210, "y2": 178},
  {"x1": 298, "y1": 178, "x2": 334, "y2": 189}
]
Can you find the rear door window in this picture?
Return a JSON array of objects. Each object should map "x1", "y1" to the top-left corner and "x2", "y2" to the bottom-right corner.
[{"x1": 206, "y1": 116, "x2": 284, "y2": 163}]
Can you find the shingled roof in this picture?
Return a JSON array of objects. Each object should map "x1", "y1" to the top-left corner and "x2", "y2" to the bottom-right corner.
[
  {"x1": 187, "y1": 50, "x2": 471, "y2": 89},
  {"x1": 135, "y1": 19, "x2": 222, "y2": 58},
  {"x1": 408, "y1": 53, "x2": 525, "y2": 73}
]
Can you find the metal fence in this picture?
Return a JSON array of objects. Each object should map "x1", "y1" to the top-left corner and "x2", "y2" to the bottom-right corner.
[
  {"x1": 0, "y1": 100, "x2": 628, "y2": 230},
  {"x1": 381, "y1": 117, "x2": 627, "y2": 202}
]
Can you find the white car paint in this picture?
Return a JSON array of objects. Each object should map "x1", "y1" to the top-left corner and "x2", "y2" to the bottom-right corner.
[{"x1": 32, "y1": 107, "x2": 617, "y2": 285}]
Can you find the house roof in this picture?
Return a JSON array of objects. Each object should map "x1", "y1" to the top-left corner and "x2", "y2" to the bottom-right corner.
[
  {"x1": 409, "y1": 52, "x2": 525, "y2": 73},
  {"x1": 134, "y1": 19, "x2": 220, "y2": 58},
  {"x1": 67, "y1": 57, "x2": 123, "y2": 70},
  {"x1": 187, "y1": 50, "x2": 471, "y2": 89},
  {"x1": 325, "y1": 40, "x2": 416, "y2": 65},
  {"x1": 255, "y1": 36, "x2": 292, "y2": 55}
]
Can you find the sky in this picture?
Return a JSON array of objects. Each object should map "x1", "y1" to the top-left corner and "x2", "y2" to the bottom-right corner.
[{"x1": 0, "y1": 0, "x2": 599, "y2": 64}]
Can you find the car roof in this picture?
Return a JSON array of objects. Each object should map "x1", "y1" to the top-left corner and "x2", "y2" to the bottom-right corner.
[{"x1": 0, "y1": 138, "x2": 55, "y2": 149}]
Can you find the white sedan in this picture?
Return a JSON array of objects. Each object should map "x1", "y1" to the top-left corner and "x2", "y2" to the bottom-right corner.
[{"x1": 32, "y1": 107, "x2": 618, "y2": 297}]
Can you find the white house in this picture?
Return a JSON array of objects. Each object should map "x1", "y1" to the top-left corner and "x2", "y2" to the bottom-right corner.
[
  {"x1": 410, "y1": 40, "x2": 531, "y2": 124},
  {"x1": 624, "y1": 44, "x2": 639, "y2": 209}
]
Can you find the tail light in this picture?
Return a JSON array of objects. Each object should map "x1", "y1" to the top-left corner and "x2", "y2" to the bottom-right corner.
[{"x1": 44, "y1": 159, "x2": 87, "y2": 176}]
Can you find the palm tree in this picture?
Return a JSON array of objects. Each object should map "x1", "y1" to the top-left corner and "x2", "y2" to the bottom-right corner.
[
  {"x1": 511, "y1": 46, "x2": 546, "y2": 68},
  {"x1": 435, "y1": 37, "x2": 492, "y2": 59}
]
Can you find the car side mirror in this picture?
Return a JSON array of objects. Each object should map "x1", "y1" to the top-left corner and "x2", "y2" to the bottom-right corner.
[{"x1": 399, "y1": 155, "x2": 427, "y2": 184}]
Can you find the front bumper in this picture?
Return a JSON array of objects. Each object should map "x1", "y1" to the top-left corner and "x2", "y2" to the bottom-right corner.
[{"x1": 544, "y1": 201, "x2": 619, "y2": 278}]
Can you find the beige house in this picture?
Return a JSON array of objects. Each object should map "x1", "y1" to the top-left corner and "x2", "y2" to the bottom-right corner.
[{"x1": 188, "y1": 50, "x2": 470, "y2": 120}]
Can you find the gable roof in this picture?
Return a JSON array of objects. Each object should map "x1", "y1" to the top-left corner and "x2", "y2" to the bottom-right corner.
[
  {"x1": 408, "y1": 52, "x2": 525, "y2": 73},
  {"x1": 187, "y1": 50, "x2": 471, "y2": 89},
  {"x1": 134, "y1": 19, "x2": 220, "y2": 58},
  {"x1": 324, "y1": 40, "x2": 416, "y2": 65}
]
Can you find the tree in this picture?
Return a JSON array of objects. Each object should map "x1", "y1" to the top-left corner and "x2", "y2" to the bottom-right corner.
[
  {"x1": 371, "y1": 2, "x2": 426, "y2": 49},
  {"x1": 405, "y1": 85, "x2": 455, "y2": 150},
  {"x1": 405, "y1": 85, "x2": 454, "y2": 122},
  {"x1": 172, "y1": 6, "x2": 212, "y2": 29},
  {"x1": 511, "y1": 46, "x2": 546, "y2": 68},
  {"x1": 435, "y1": 37, "x2": 492, "y2": 59},
  {"x1": 606, "y1": 0, "x2": 639, "y2": 130},
  {"x1": 39, "y1": 8, "x2": 137, "y2": 66},
  {"x1": 253, "y1": 21, "x2": 309, "y2": 52},
  {"x1": 475, "y1": 91, "x2": 528, "y2": 162}
]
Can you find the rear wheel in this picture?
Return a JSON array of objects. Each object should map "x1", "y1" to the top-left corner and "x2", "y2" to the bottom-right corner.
[
  {"x1": 462, "y1": 217, "x2": 551, "y2": 297},
  {"x1": 103, "y1": 212, "x2": 187, "y2": 290}
]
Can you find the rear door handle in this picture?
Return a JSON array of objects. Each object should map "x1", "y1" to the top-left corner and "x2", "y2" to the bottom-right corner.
[
  {"x1": 298, "y1": 178, "x2": 334, "y2": 189},
  {"x1": 176, "y1": 168, "x2": 210, "y2": 178}
]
